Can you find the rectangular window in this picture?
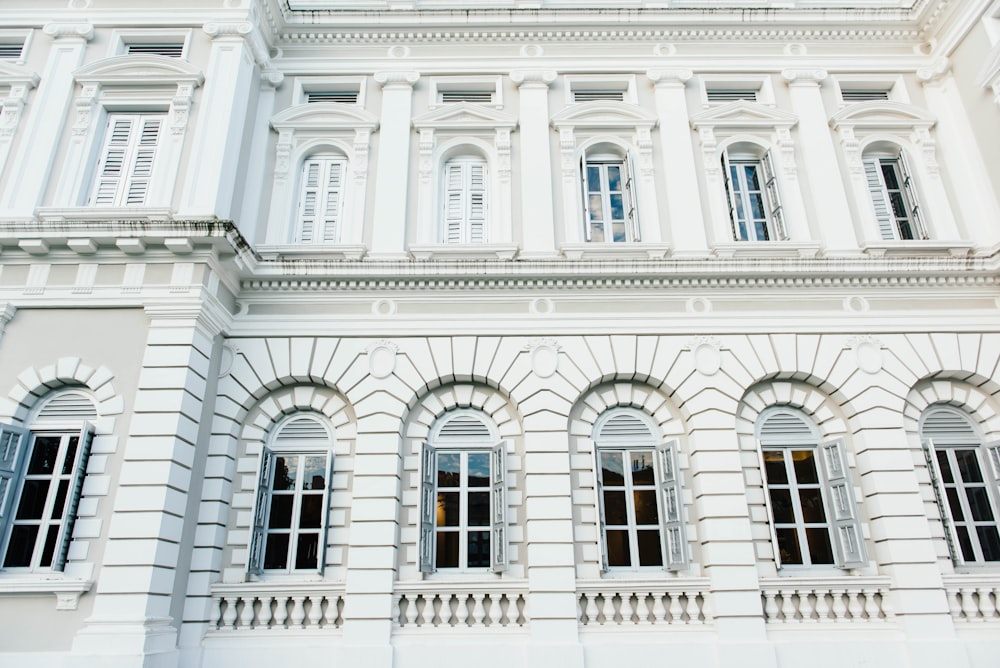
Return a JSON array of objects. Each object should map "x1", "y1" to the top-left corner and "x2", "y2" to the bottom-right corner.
[
  {"x1": 295, "y1": 157, "x2": 345, "y2": 244},
  {"x1": 706, "y1": 87, "x2": 759, "y2": 103},
  {"x1": 124, "y1": 42, "x2": 184, "y2": 58},
  {"x1": 581, "y1": 150, "x2": 639, "y2": 243},
  {"x1": 0, "y1": 424, "x2": 93, "y2": 572},
  {"x1": 572, "y1": 89, "x2": 625, "y2": 102},
  {"x1": 840, "y1": 89, "x2": 890, "y2": 102},
  {"x1": 89, "y1": 113, "x2": 164, "y2": 207},
  {"x1": 0, "y1": 42, "x2": 24, "y2": 60},
  {"x1": 306, "y1": 90, "x2": 359, "y2": 104},
  {"x1": 864, "y1": 154, "x2": 926, "y2": 241},
  {"x1": 723, "y1": 152, "x2": 785, "y2": 242},
  {"x1": 442, "y1": 159, "x2": 487, "y2": 244},
  {"x1": 439, "y1": 90, "x2": 494, "y2": 104}
]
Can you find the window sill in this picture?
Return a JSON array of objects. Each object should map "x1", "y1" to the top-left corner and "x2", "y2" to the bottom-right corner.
[
  {"x1": 257, "y1": 244, "x2": 367, "y2": 261},
  {"x1": 713, "y1": 241, "x2": 821, "y2": 259},
  {"x1": 0, "y1": 575, "x2": 92, "y2": 610},
  {"x1": 861, "y1": 240, "x2": 974, "y2": 258},
  {"x1": 37, "y1": 207, "x2": 175, "y2": 223},
  {"x1": 560, "y1": 242, "x2": 670, "y2": 260},
  {"x1": 409, "y1": 244, "x2": 519, "y2": 261}
]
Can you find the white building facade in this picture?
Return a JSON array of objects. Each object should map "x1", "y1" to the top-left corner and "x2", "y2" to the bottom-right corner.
[{"x1": 0, "y1": 1, "x2": 999, "y2": 666}]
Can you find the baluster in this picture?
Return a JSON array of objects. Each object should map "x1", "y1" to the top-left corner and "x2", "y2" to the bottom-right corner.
[
  {"x1": 831, "y1": 589, "x2": 848, "y2": 622},
  {"x1": 813, "y1": 589, "x2": 831, "y2": 622},
  {"x1": 258, "y1": 595, "x2": 274, "y2": 629},
  {"x1": 404, "y1": 595, "x2": 420, "y2": 626},
  {"x1": 432, "y1": 594, "x2": 445, "y2": 627},
  {"x1": 668, "y1": 591, "x2": 684, "y2": 624},
  {"x1": 652, "y1": 592, "x2": 667, "y2": 624},
  {"x1": 392, "y1": 596, "x2": 403, "y2": 627},
  {"x1": 763, "y1": 591, "x2": 779, "y2": 622},
  {"x1": 977, "y1": 588, "x2": 993, "y2": 621},
  {"x1": 516, "y1": 593, "x2": 528, "y2": 625},
  {"x1": 308, "y1": 596, "x2": 324, "y2": 628},
  {"x1": 627, "y1": 594, "x2": 641, "y2": 624},
  {"x1": 273, "y1": 595, "x2": 289, "y2": 628},
  {"x1": 497, "y1": 594, "x2": 511, "y2": 626},
  {"x1": 612, "y1": 593, "x2": 625, "y2": 625},
  {"x1": 863, "y1": 589, "x2": 882, "y2": 621},
  {"x1": 946, "y1": 588, "x2": 962, "y2": 621},
  {"x1": 780, "y1": 589, "x2": 796, "y2": 623},
  {"x1": 846, "y1": 589, "x2": 864, "y2": 621},
  {"x1": 581, "y1": 593, "x2": 596, "y2": 625},
  {"x1": 211, "y1": 596, "x2": 224, "y2": 630},
  {"x1": 473, "y1": 594, "x2": 487, "y2": 626},
  {"x1": 684, "y1": 591, "x2": 703, "y2": 625},
  {"x1": 240, "y1": 597, "x2": 257, "y2": 629},
  {"x1": 961, "y1": 588, "x2": 979, "y2": 622},
  {"x1": 221, "y1": 596, "x2": 238, "y2": 630},
  {"x1": 637, "y1": 593, "x2": 654, "y2": 624},
  {"x1": 290, "y1": 596, "x2": 307, "y2": 628},
  {"x1": 451, "y1": 594, "x2": 467, "y2": 626},
  {"x1": 794, "y1": 589, "x2": 813, "y2": 621},
  {"x1": 483, "y1": 594, "x2": 499, "y2": 626}
]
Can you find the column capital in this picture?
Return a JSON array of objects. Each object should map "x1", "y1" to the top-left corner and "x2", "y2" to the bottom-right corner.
[
  {"x1": 647, "y1": 69, "x2": 692, "y2": 86},
  {"x1": 917, "y1": 57, "x2": 951, "y2": 85},
  {"x1": 261, "y1": 69, "x2": 284, "y2": 89},
  {"x1": 43, "y1": 23, "x2": 94, "y2": 41},
  {"x1": 374, "y1": 71, "x2": 420, "y2": 88},
  {"x1": 509, "y1": 70, "x2": 557, "y2": 88},
  {"x1": 0, "y1": 303, "x2": 16, "y2": 331},
  {"x1": 202, "y1": 21, "x2": 253, "y2": 38},
  {"x1": 782, "y1": 68, "x2": 828, "y2": 85}
]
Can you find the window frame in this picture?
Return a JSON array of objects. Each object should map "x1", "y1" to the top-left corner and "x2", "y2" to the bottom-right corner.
[
  {"x1": 441, "y1": 155, "x2": 489, "y2": 244},
  {"x1": 862, "y1": 150, "x2": 928, "y2": 242},
  {"x1": 109, "y1": 29, "x2": 191, "y2": 60},
  {"x1": 293, "y1": 154, "x2": 348, "y2": 244},
  {"x1": 722, "y1": 149, "x2": 785, "y2": 242},
  {"x1": 87, "y1": 112, "x2": 165, "y2": 208},
  {"x1": 580, "y1": 147, "x2": 640, "y2": 244}
]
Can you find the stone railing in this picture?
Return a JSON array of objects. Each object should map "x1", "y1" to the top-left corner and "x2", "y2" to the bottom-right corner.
[
  {"x1": 760, "y1": 577, "x2": 893, "y2": 624},
  {"x1": 394, "y1": 581, "x2": 529, "y2": 629},
  {"x1": 942, "y1": 575, "x2": 1000, "y2": 622},
  {"x1": 576, "y1": 579, "x2": 712, "y2": 626},
  {"x1": 209, "y1": 582, "x2": 346, "y2": 632}
]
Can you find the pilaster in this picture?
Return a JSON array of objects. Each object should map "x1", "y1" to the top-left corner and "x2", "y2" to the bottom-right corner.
[
  {"x1": 510, "y1": 70, "x2": 557, "y2": 259},
  {"x1": 370, "y1": 71, "x2": 419, "y2": 259},
  {"x1": 238, "y1": 69, "x2": 283, "y2": 242}
]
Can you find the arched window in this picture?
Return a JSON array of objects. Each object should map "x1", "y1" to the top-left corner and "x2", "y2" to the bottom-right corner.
[
  {"x1": 722, "y1": 143, "x2": 785, "y2": 242},
  {"x1": 0, "y1": 389, "x2": 96, "y2": 572},
  {"x1": 757, "y1": 408, "x2": 865, "y2": 569},
  {"x1": 293, "y1": 155, "x2": 347, "y2": 244},
  {"x1": 441, "y1": 155, "x2": 488, "y2": 244},
  {"x1": 580, "y1": 143, "x2": 639, "y2": 243},
  {"x1": 419, "y1": 410, "x2": 506, "y2": 573},
  {"x1": 592, "y1": 408, "x2": 686, "y2": 571},
  {"x1": 862, "y1": 144, "x2": 927, "y2": 241},
  {"x1": 249, "y1": 413, "x2": 334, "y2": 574},
  {"x1": 920, "y1": 406, "x2": 1000, "y2": 564}
]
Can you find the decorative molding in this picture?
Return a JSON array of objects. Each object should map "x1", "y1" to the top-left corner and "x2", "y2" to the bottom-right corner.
[
  {"x1": 0, "y1": 578, "x2": 92, "y2": 610},
  {"x1": 916, "y1": 57, "x2": 951, "y2": 85},
  {"x1": 367, "y1": 340, "x2": 399, "y2": 379},
  {"x1": 646, "y1": 69, "x2": 692, "y2": 87},
  {"x1": 846, "y1": 335, "x2": 885, "y2": 374},
  {"x1": 373, "y1": 71, "x2": 420, "y2": 88},
  {"x1": 686, "y1": 336, "x2": 723, "y2": 376},
  {"x1": 42, "y1": 23, "x2": 94, "y2": 41},
  {"x1": 509, "y1": 70, "x2": 556, "y2": 88},
  {"x1": 781, "y1": 68, "x2": 828, "y2": 85}
]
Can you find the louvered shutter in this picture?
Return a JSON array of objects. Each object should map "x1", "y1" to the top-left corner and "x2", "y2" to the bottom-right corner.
[
  {"x1": 468, "y1": 162, "x2": 487, "y2": 244},
  {"x1": 986, "y1": 441, "x2": 1000, "y2": 516},
  {"x1": 657, "y1": 439, "x2": 687, "y2": 571},
  {"x1": 580, "y1": 148, "x2": 592, "y2": 241},
  {"x1": 490, "y1": 441, "x2": 507, "y2": 573},
  {"x1": 593, "y1": 443, "x2": 609, "y2": 572},
  {"x1": 898, "y1": 152, "x2": 928, "y2": 240},
  {"x1": 624, "y1": 152, "x2": 640, "y2": 242},
  {"x1": 91, "y1": 116, "x2": 134, "y2": 205},
  {"x1": 419, "y1": 443, "x2": 436, "y2": 573},
  {"x1": 321, "y1": 161, "x2": 343, "y2": 243},
  {"x1": 124, "y1": 116, "x2": 161, "y2": 205},
  {"x1": 443, "y1": 163, "x2": 465, "y2": 244},
  {"x1": 721, "y1": 153, "x2": 742, "y2": 241},
  {"x1": 863, "y1": 158, "x2": 896, "y2": 240},
  {"x1": 297, "y1": 161, "x2": 320, "y2": 242},
  {"x1": 317, "y1": 449, "x2": 335, "y2": 574},
  {"x1": 921, "y1": 437, "x2": 961, "y2": 564},
  {"x1": 52, "y1": 424, "x2": 94, "y2": 572},
  {"x1": 248, "y1": 450, "x2": 273, "y2": 574},
  {"x1": 820, "y1": 439, "x2": 866, "y2": 568},
  {"x1": 296, "y1": 158, "x2": 344, "y2": 244},
  {"x1": 761, "y1": 151, "x2": 786, "y2": 240},
  {"x1": 0, "y1": 424, "x2": 28, "y2": 552}
]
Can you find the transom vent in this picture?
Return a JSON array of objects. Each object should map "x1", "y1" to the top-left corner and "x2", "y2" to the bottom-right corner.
[
  {"x1": 0, "y1": 43, "x2": 24, "y2": 59},
  {"x1": 440, "y1": 90, "x2": 494, "y2": 103},
  {"x1": 437, "y1": 413, "x2": 492, "y2": 440},
  {"x1": 598, "y1": 412, "x2": 653, "y2": 440},
  {"x1": 36, "y1": 391, "x2": 97, "y2": 422},
  {"x1": 841, "y1": 89, "x2": 890, "y2": 102},
  {"x1": 572, "y1": 90, "x2": 625, "y2": 102},
  {"x1": 706, "y1": 89, "x2": 758, "y2": 103},
  {"x1": 759, "y1": 411, "x2": 811, "y2": 438},
  {"x1": 125, "y1": 42, "x2": 184, "y2": 58},
  {"x1": 923, "y1": 408, "x2": 977, "y2": 440},
  {"x1": 275, "y1": 415, "x2": 329, "y2": 442},
  {"x1": 306, "y1": 90, "x2": 359, "y2": 104}
]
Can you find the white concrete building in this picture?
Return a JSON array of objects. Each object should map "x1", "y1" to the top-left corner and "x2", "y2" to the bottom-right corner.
[{"x1": 0, "y1": 1, "x2": 999, "y2": 666}]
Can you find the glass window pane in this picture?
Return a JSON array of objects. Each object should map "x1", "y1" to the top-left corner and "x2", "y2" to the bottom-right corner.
[
  {"x1": 799, "y1": 489, "x2": 828, "y2": 523},
  {"x1": 587, "y1": 165, "x2": 601, "y2": 191},
  {"x1": 776, "y1": 528, "x2": 802, "y2": 565},
  {"x1": 750, "y1": 193, "x2": 765, "y2": 220},
  {"x1": 437, "y1": 492, "x2": 459, "y2": 527},
  {"x1": 51, "y1": 480, "x2": 69, "y2": 520},
  {"x1": 40, "y1": 525, "x2": 60, "y2": 568},
  {"x1": 467, "y1": 453, "x2": 490, "y2": 487},
  {"x1": 633, "y1": 490, "x2": 659, "y2": 525},
  {"x1": 637, "y1": 529, "x2": 663, "y2": 567},
  {"x1": 468, "y1": 491, "x2": 490, "y2": 526},
  {"x1": 792, "y1": 451, "x2": 819, "y2": 484},
  {"x1": 612, "y1": 221, "x2": 626, "y2": 243},
  {"x1": 955, "y1": 450, "x2": 984, "y2": 483},
  {"x1": 630, "y1": 451, "x2": 655, "y2": 485},
  {"x1": 609, "y1": 194, "x2": 624, "y2": 221},
  {"x1": 768, "y1": 488, "x2": 795, "y2": 524},
  {"x1": 272, "y1": 456, "x2": 296, "y2": 491},
  {"x1": 936, "y1": 450, "x2": 954, "y2": 483},
  {"x1": 467, "y1": 531, "x2": 490, "y2": 568},
  {"x1": 3, "y1": 525, "x2": 38, "y2": 567},
  {"x1": 607, "y1": 165, "x2": 622, "y2": 191},
  {"x1": 590, "y1": 222, "x2": 605, "y2": 242},
  {"x1": 302, "y1": 456, "x2": 326, "y2": 490},
  {"x1": 601, "y1": 451, "x2": 625, "y2": 486},
  {"x1": 956, "y1": 526, "x2": 976, "y2": 562},
  {"x1": 263, "y1": 534, "x2": 289, "y2": 570},
  {"x1": 61, "y1": 437, "x2": 79, "y2": 475},
  {"x1": 436, "y1": 531, "x2": 459, "y2": 568},
  {"x1": 887, "y1": 192, "x2": 908, "y2": 219},
  {"x1": 295, "y1": 533, "x2": 319, "y2": 570},
  {"x1": 603, "y1": 490, "x2": 629, "y2": 526},
  {"x1": 945, "y1": 487, "x2": 965, "y2": 521},
  {"x1": 805, "y1": 528, "x2": 835, "y2": 564},
  {"x1": 437, "y1": 453, "x2": 460, "y2": 488},
  {"x1": 754, "y1": 220, "x2": 770, "y2": 241},
  {"x1": 744, "y1": 165, "x2": 761, "y2": 190},
  {"x1": 763, "y1": 451, "x2": 787, "y2": 484},
  {"x1": 299, "y1": 494, "x2": 323, "y2": 528},
  {"x1": 15, "y1": 480, "x2": 49, "y2": 520},
  {"x1": 588, "y1": 194, "x2": 604, "y2": 221},
  {"x1": 268, "y1": 495, "x2": 293, "y2": 529},
  {"x1": 879, "y1": 163, "x2": 900, "y2": 189},
  {"x1": 27, "y1": 437, "x2": 61, "y2": 475},
  {"x1": 605, "y1": 529, "x2": 631, "y2": 567},
  {"x1": 977, "y1": 526, "x2": 1000, "y2": 561},
  {"x1": 967, "y1": 487, "x2": 996, "y2": 522}
]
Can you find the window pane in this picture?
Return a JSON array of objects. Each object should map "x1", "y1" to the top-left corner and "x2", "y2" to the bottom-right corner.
[
  {"x1": 299, "y1": 494, "x2": 323, "y2": 528},
  {"x1": 468, "y1": 491, "x2": 490, "y2": 526},
  {"x1": 798, "y1": 489, "x2": 827, "y2": 523},
  {"x1": 61, "y1": 437, "x2": 79, "y2": 475},
  {"x1": 436, "y1": 531, "x2": 459, "y2": 568},
  {"x1": 879, "y1": 163, "x2": 900, "y2": 190},
  {"x1": 749, "y1": 193, "x2": 765, "y2": 220},
  {"x1": 15, "y1": 480, "x2": 49, "y2": 520},
  {"x1": 467, "y1": 453, "x2": 490, "y2": 487},
  {"x1": 630, "y1": 451, "x2": 655, "y2": 485},
  {"x1": 467, "y1": 531, "x2": 490, "y2": 568},
  {"x1": 607, "y1": 165, "x2": 621, "y2": 191},
  {"x1": 603, "y1": 490, "x2": 628, "y2": 526},
  {"x1": 968, "y1": 487, "x2": 996, "y2": 522},
  {"x1": 272, "y1": 456, "x2": 295, "y2": 491},
  {"x1": 27, "y1": 437, "x2": 61, "y2": 475},
  {"x1": 776, "y1": 528, "x2": 802, "y2": 565},
  {"x1": 887, "y1": 192, "x2": 908, "y2": 219},
  {"x1": 263, "y1": 534, "x2": 289, "y2": 570},
  {"x1": 936, "y1": 450, "x2": 954, "y2": 483},
  {"x1": 743, "y1": 165, "x2": 761, "y2": 190},
  {"x1": 588, "y1": 194, "x2": 604, "y2": 221},
  {"x1": 805, "y1": 528, "x2": 835, "y2": 564},
  {"x1": 601, "y1": 451, "x2": 625, "y2": 486},
  {"x1": 633, "y1": 490, "x2": 659, "y2": 525},
  {"x1": 609, "y1": 194, "x2": 624, "y2": 221},
  {"x1": 51, "y1": 480, "x2": 69, "y2": 520},
  {"x1": 590, "y1": 222, "x2": 605, "y2": 242},
  {"x1": 763, "y1": 451, "x2": 787, "y2": 484},
  {"x1": 612, "y1": 221, "x2": 626, "y2": 243},
  {"x1": 40, "y1": 525, "x2": 60, "y2": 568},
  {"x1": 587, "y1": 165, "x2": 601, "y2": 191},
  {"x1": 295, "y1": 533, "x2": 319, "y2": 570},
  {"x1": 768, "y1": 488, "x2": 795, "y2": 524},
  {"x1": 437, "y1": 492, "x2": 459, "y2": 527},
  {"x1": 977, "y1": 526, "x2": 1000, "y2": 561},
  {"x1": 637, "y1": 530, "x2": 663, "y2": 567},
  {"x1": 956, "y1": 526, "x2": 976, "y2": 562},
  {"x1": 792, "y1": 451, "x2": 819, "y2": 484},
  {"x1": 3, "y1": 525, "x2": 38, "y2": 567},
  {"x1": 945, "y1": 487, "x2": 965, "y2": 521},
  {"x1": 437, "y1": 453, "x2": 460, "y2": 488},
  {"x1": 955, "y1": 450, "x2": 984, "y2": 483},
  {"x1": 605, "y1": 529, "x2": 631, "y2": 567},
  {"x1": 302, "y1": 456, "x2": 326, "y2": 490},
  {"x1": 268, "y1": 495, "x2": 293, "y2": 529}
]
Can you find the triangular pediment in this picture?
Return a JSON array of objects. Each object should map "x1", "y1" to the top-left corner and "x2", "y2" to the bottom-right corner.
[
  {"x1": 690, "y1": 100, "x2": 798, "y2": 129},
  {"x1": 271, "y1": 102, "x2": 379, "y2": 131},
  {"x1": 830, "y1": 101, "x2": 936, "y2": 129},
  {"x1": 75, "y1": 55, "x2": 204, "y2": 87},
  {"x1": 413, "y1": 102, "x2": 516, "y2": 129},
  {"x1": 551, "y1": 101, "x2": 656, "y2": 129},
  {"x1": 0, "y1": 61, "x2": 38, "y2": 87}
]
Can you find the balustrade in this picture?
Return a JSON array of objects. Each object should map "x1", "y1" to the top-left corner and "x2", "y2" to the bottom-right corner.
[
  {"x1": 394, "y1": 583, "x2": 528, "y2": 628},
  {"x1": 576, "y1": 580, "x2": 711, "y2": 626},
  {"x1": 210, "y1": 584, "x2": 345, "y2": 632},
  {"x1": 760, "y1": 577, "x2": 891, "y2": 624}
]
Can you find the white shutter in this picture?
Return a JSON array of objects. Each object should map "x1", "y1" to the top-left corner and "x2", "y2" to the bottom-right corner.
[
  {"x1": 468, "y1": 162, "x2": 487, "y2": 244},
  {"x1": 52, "y1": 424, "x2": 94, "y2": 572},
  {"x1": 296, "y1": 158, "x2": 344, "y2": 244},
  {"x1": 898, "y1": 152, "x2": 928, "y2": 240},
  {"x1": 593, "y1": 444, "x2": 609, "y2": 572},
  {"x1": 761, "y1": 151, "x2": 786, "y2": 240},
  {"x1": 248, "y1": 450, "x2": 273, "y2": 574},
  {"x1": 820, "y1": 439, "x2": 866, "y2": 569},
  {"x1": 317, "y1": 450, "x2": 334, "y2": 575},
  {"x1": 91, "y1": 116, "x2": 133, "y2": 206},
  {"x1": 90, "y1": 114, "x2": 162, "y2": 207},
  {"x1": 986, "y1": 440, "x2": 1000, "y2": 520},
  {"x1": 490, "y1": 441, "x2": 507, "y2": 573},
  {"x1": 580, "y1": 149, "x2": 592, "y2": 242},
  {"x1": 624, "y1": 152, "x2": 640, "y2": 242},
  {"x1": 657, "y1": 439, "x2": 688, "y2": 571},
  {"x1": 921, "y1": 438, "x2": 960, "y2": 564},
  {"x1": 124, "y1": 117, "x2": 161, "y2": 205},
  {"x1": 321, "y1": 162, "x2": 343, "y2": 243},
  {"x1": 0, "y1": 424, "x2": 28, "y2": 554},
  {"x1": 419, "y1": 443, "x2": 436, "y2": 573},
  {"x1": 443, "y1": 163, "x2": 465, "y2": 244},
  {"x1": 864, "y1": 158, "x2": 896, "y2": 240},
  {"x1": 721, "y1": 153, "x2": 741, "y2": 241},
  {"x1": 442, "y1": 160, "x2": 487, "y2": 244}
]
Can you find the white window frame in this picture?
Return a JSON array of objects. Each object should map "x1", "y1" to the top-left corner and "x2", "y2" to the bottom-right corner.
[
  {"x1": 441, "y1": 156, "x2": 488, "y2": 244},
  {"x1": 428, "y1": 76, "x2": 503, "y2": 109},
  {"x1": 722, "y1": 149, "x2": 786, "y2": 242},
  {"x1": 700, "y1": 75, "x2": 774, "y2": 107},
  {"x1": 862, "y1": 150, "x2": 928, "y2": 241},
  {"x1": 419, "y1": 410, "x2": 507, "y2": 575},
  {"x1": 248, "y1": 414, "x2": 334, "y2": 576},
  {"x1": 921, "y1": 406, "x2": 1000, "y2": 567},
  {"x1": 0, "y1": 29, "x2": 32, "y2": 65},
  {"x1": 756, "y1": 408, "x2": 866, "y2": 572},
  {"x1": 88, "y1": 112, "x2": 165, "y2": 207},
  {"x1": 109, "y1": 29, "x2": 191, "y2": 59},
  {"x1": 564, "y1": 75, "x2": 638, "y2": 106},
  {"x1": 293, "y1": 76, "x2": 367, "y2": 107},
  {"x1": 834, "y1": 75, "x2": 906, "y2": 108},
  {"x1": 580, "y1": 147, "x2": 640, "y2": 244},
  {"x1": 293, "y1": 155, "x2": 347, "y2": 244},
  {"x1": 593, "y1": 408, "x2": 687, "y2": 573}
]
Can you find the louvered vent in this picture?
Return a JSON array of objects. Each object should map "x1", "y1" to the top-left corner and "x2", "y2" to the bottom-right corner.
[
  {"x1": 0, "y1": 43, "x2": 24, "y2": 59},
  {"x1": 36, "y1": 391, "x2": 97, "y2": 422},
  {"x1": 759, "y1": 411, "x2": 812, "y2": 438},
  {"x1": 922, "y1": 408, "x2": 977, "y2": 443},
  {"x1": 125, "y1": 42, "x2": 184, "y2": 58},
  {"x1": 440, "y1": 90, "x2": 494, "y2": 104},
  {"x1": 706, "y1": 89, "x2": 758, "y2": 103},
  {"x1": 306, "y1": 90, "x2": 359, "y2": 104},
  {"x1": 436, "y1": 413, "x2": 492, "y2": 441},
  {"x1": 841, "y1": 89, "x2": 890, "y2": 102},
  {"x1": 275, "y1": 415, "x2": 329, "y2": 443},
  {"x1": 597, "y1": 411, "x2": 653, "y2": 441},
  {"x1": 573, "y1": 90, "x2": 625, "y2": 102}
]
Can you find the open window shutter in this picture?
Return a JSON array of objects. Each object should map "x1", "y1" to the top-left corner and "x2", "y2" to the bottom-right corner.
[
  {"x1": 657, "y1": 439, "x2": 688, "y2": 571},
  {"x1": 123, "y1": 116, "x2": 161, "y2": 205},
  {"x1": 624, "y1": 152, "x2": 640, "y2": 242},
  {"x1": 0, "y1": 424, "x2": 29, "y2": 550},
  {"x1": 593, "y1": 443, "x2": 609, "y2": 572},
  {"x1": 248, "y1": 449, "x2": 273, "y2": 574},
  {"x1": 443, "y1": 163, "x2": 465, "y2": 244},
  {"x1": 985, "y1": 440, "x2": 1000, "y2": 520},
  {"x1": 321, "y1": 161, "x2": 343, "y2": 244},
  {"x1": 52, "y1": 424, "x2": 94, "y2": 572},
  {"x1": 315, "y1": 449, "x2": 335, "y2": 575},
  {"x1": 490, "y1": 441, "x2": 507, "y2": 573},
  {"x1": 761, "y1": 151, "x2": 786, "y2": 240},
  {"x1": 721, "y1": 153, "x2": 741, "y2": 241},
  {"x1": 820, "y1": 439, "x2": 866, "y2": 568},
  {"x1": 91, "y1": 116, "x2": 135, "y2": 205},
  {"x1": 756, "y1": 440, "x2": 785, "y2": 569},
  {"x1": 921, "y1": 438, "x2": 960, "y2": 564},
  {"x1": 468, "y1": 162, "x2": 487, "y2": 244},
  {"x1": 580, "y1": 149, "x2": 592, "y2": 241},
  {"x1": 898, "y1": 152, "x2": 928, "y2": 240},
  {"x1": 863, "y1": 158, "x2": 896, "y2": 240},
  {"x1": 297, "y1": 160, "x2": 321, "y2": 243},
  {"x1": 419, "y1": 443, "x2": 437, "y2": 573}
]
